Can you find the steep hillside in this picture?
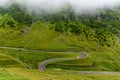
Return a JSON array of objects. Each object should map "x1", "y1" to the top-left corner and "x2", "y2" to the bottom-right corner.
[{"x1": 0, "y1": 3, "x2": 120, "y2": 80}]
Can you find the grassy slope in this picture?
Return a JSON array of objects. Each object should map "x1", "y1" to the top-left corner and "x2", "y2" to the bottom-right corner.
[
  {"x1": 49, "y1": 49, "x2": 120, "y2": 71},
  {"x1": 0, "y1": 54, "x2": 26, "y2": 68},
  {"x1": 0, "y1": 22, "x2": 92, "y2": 50},
  {"x1": 5, "y1": 68, "x2": 120, "y2": 80},
  {"x1": 0, "y1": 48, "x2": 80, "y2": 68},
  {"x1": 0, "y1": 22, "x2": 120, "y2": 79},
  {"x1": 0, "y1": 68, "x2": 28, "y2": 80},
  {"x1": 0, "y1": 55, "x2": 28, "y2": 80},
  {"x1": 0, "y1": 22, "x2": 120, "y2": 71}
]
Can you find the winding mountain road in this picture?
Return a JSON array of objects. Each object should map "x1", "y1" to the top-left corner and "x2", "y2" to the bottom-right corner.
[
  {"x1": 0, "y1": 46, "x2": 47, "y2": 52},
  {"x1": 1, "y1": 46, "x2": 120, "y2": 75},
  {"x1": 39, "y1": 52, "x2": 87, "y2": 71},
  {"x1": 0, "y1": 46, "x2": 87, "y2": 71},
  {"x1": 0, "y1": 46, "x2": 81, "y2": 53}
]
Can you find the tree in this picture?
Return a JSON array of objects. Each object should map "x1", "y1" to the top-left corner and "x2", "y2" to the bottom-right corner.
[
  {"x1": 7, "y1": 3, "x2": 33, "y2": 25},
  {"x1": 96, "y1": 28, "x2": 115, "y2": 46},
  {"x1": 0, "y1": 14, "x2": 19, "y2": 28}
]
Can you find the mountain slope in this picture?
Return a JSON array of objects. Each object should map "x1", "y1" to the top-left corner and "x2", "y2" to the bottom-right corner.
[{"x1": 0, "y1": 2, "x2": 120, "y2": 73}]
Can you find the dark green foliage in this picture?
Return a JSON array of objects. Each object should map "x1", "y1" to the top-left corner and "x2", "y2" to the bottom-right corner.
[
  {"x1": 96, "y1": 28, "x2": 116, "y2": 46},
  {"x1": 54, "y1": 19, "x2": 117, "y2": 46},
  {"x1": 55, "y1": 21, "x2": 65, "y2": 32},
  {"x1": 0, "y1": 7, "x2": 7, "y2": 14},
  {"x1": 7, "y1": 21, "x2": 15, "y2": 27},
  {"x1": 0, "y1": 14, "x2": 19, "y2": 28},
  {"x1": 12, "y1": 12, "x2": 32, "y2": 24},
  {"x1": 7, "y1": 3, "x2": 24, "y2": 13},
  {"x1": 54, "y1": 21, "x2": 69, "y2": 32},
  {"x1": 0, "y1": 3, "x2": 33, "y2": 25},
  {"x1": 69, "y1": 23, "x2": 81, "y2": 35},
  {"x1": 51, "y1": 5, "x2": 76, "y2": 22},
  {"x1": 8, "y1": 4, "x2": 33, "y2": 24},
  {"x1": 0, "y1": 3, "x2": 119, "y2": 46}
]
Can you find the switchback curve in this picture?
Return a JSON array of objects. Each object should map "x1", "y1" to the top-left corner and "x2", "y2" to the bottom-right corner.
[{"x1": 39, "y1": 52, "x2": 87, "y2": 71}]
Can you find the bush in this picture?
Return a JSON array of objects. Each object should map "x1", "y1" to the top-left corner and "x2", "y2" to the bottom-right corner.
[{"x1": 96, "y1": 28, "x2": 116, "y2": 46}]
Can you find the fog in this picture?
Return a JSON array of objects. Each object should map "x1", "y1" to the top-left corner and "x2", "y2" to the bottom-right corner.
[{"x1": 0, "y1": 0, "x2": 120, "y2": 14}]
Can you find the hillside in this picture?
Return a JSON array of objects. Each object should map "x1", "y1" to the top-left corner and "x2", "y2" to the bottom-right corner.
[{"x1": 0, "y1": 3, "x2": 120, "y2": 80}]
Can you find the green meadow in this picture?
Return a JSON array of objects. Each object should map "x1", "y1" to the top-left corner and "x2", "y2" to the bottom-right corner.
[{"x1": 0, "y1": 2, "x2": 120, "y2": 80}]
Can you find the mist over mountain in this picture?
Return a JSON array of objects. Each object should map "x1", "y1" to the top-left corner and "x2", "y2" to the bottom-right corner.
[{"x1": 0, "y1": 0, "x2": 120, "y2": 14}]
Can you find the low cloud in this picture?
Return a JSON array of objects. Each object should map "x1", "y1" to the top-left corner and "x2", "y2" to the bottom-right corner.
[{"x1": 0, "y1": 0, "x2": 120, "y2": 14}]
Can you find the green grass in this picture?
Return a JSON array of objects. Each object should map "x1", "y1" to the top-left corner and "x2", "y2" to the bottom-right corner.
[
  {"x1": 0, "y1": 54, "x2": 25, "y2": 68},
  {"x1": 0, "y1": 46, "x2": 120, "y2": 72},
  {"x1": 0, "y1": 22, "x2": 120, "y2": 71},
  {"x1": 0, "y1": 5, "x2": 120, "y2": 80},
  {"x1": 0, "y1": 68, "x2": 29, "y2": 80},
  {"x1": 47, "y1": 48, "x2": 120, "y2": 71},
  {"x1": 0, "y1": 22, "x2": 93, "y2": 51},
  {"x1": 0, "y1": 48, "x2": 80, "y2": 69},
  {"x1": 0, "y1": 21, "x2": 120, "y2": 79},
  {"x1": 5, "y1": 68, "x2": 120, "y2": 80}
]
